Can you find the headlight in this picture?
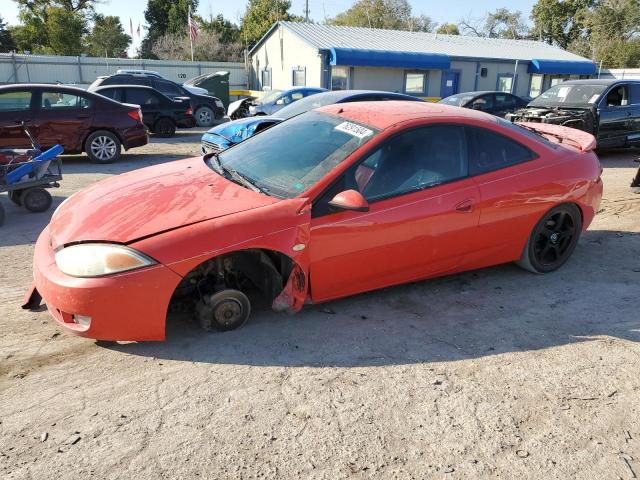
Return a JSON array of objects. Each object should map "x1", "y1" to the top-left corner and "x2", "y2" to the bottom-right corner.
[
  {"x1": 55, "y1": 243, "x2": 157, "y2": 277},
  {"x1": 215, "y1": 99, "x2": 224, "y2": 108}
]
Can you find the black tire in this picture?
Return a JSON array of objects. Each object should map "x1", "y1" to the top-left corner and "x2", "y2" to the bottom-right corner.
[
  {"x1": 153, "y1": 118, "x2": 176, "y2": 138},
  {"x1": 195, "y1": 106, "x2": 215, "y2": 127},
  {"x1": 0, "y1": 202, "x2": 5, "y2": 226},
  {"x1": 9, "y1": 190, "x2": 23, "y2": 206},
  {"x1": 22, "y1": 187, "x2": 52, "y2": 213},
  {"x1": 517, "y1": 203, "x2": 582, "y2": 274},
  {"x1": 85, "y1": 130, "x2": 121, "y2": 163},
  {"x1": 197, "y1": 289, "x2": 251, "y2": 332}
]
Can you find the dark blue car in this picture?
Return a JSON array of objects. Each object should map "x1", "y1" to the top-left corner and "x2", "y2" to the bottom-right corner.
[{"x1": 202, "y1": 90, "x2": 424, "y2": 154}]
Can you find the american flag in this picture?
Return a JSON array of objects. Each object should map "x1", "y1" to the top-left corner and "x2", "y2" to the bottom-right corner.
[{"x1": 188, "y1": 6, "x2": 199, "y2": 43}]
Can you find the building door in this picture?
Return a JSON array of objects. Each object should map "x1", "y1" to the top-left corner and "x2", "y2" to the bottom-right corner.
[{"x1": 440, "y1": 71, "x2": 459, "y2": 98}]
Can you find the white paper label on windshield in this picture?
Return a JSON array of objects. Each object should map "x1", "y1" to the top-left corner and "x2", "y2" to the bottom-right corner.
[
  {"x1": 588, "y1": 94, "x2": 600, "y2": 103},
  {"x1": 335, "y1": 121, "x2": 373, "y2": 139},
  {"x1": 557, "y1": 87, "x2": 570, "y2": 98}
]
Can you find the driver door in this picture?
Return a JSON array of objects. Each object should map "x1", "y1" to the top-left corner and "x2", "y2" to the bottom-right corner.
[{"x1": 308, "y1": 124, "x2": 480, "y2": 302}]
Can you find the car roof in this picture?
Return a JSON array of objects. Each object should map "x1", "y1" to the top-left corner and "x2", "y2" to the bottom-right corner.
[
  {"x1": 316, "y1": 100, "x2": 497, "y2": 130},
  {"x1": 0, "y1": 83, "x2": 90, "y2": 93},
  {"x1": 93, "y1": 84, "x2": 155, "y2": 91},
  {"x1": 561, "y1": 79, "x2": 640, "y2": 86}
]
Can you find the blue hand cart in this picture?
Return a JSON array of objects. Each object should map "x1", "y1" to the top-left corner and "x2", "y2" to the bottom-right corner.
[{"x1": 0, "y1": 125, "x2": 64, "y2": 226}]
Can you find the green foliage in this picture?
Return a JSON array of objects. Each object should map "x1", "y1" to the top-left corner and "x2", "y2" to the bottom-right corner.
[
  {"x1": 86, "y1": 15, "x2": 131, "y2": 58},
  {"x1": 201, "y1": 14, "x2": 241, "y2": 44},
  {"x1": 460, "y1": 8, "x2": 528, "y2": 39},
  {"x1": 436, "y1": 23, "x2": 460, "y2": 35},
  {"x1": 45, "y1": 7, "x2": 86, "y2": 55},
  {"x1": 240, "y1": 0, "x2": 298, "y2": 47},
  {"x1": 530, "y1": 0, "x2": 594, "y2": 48},
  {"x1": 0, "y1": 16, "x2": 17, "y2": 52},
  {"x1": 141, "y1": 0, "x2": 199, "y2": 58},
  {"x1": 330, "y1": 0, "x2": 434, "y2": 32}
]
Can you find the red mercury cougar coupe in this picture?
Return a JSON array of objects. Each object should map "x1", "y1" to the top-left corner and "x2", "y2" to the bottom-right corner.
[{"x1": 24, "y1": 101, "x2": 603, "y2": 341}]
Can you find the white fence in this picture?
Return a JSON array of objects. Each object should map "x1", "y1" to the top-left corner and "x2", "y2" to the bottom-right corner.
[
  {"x1": 0, "y1": 53, "x2": 248, "y2": 88},
  {"x1": 600, "y1": 68, "x2": 640, "y2": 80}
]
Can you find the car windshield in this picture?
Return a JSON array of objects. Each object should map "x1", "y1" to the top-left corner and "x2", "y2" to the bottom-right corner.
[
  {"x1": 275, "y1": 93, "x2": 340, "y2": 119},
  {"x1": 439, "y1": 94, "x2": 476, "y2": 106},
  {"x1": 209, "y1": 111, "x2": 379, "y2": 199},
  {"x1": 529, "y1": 84, "x2": 608, "y2": 107},
  {"x1": 256, "y1": 89, "x2": 283, "y2": 105}
]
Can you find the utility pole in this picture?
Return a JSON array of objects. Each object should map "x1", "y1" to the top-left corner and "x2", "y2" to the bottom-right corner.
[{"x1": 305, "y1": 0, "x2": 310, "y2": 22}]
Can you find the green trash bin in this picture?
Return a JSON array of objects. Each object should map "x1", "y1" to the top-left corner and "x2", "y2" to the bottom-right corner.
[{"x1": 185, "y1": 71, "x2": 230, "y2": 108}]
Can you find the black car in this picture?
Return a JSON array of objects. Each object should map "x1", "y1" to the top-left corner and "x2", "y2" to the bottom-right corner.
[
  {"x1": 508, "y1": 79, "x2": 640, "y2": 149},
  {"x1": 89, "y1": 73, "x2": 225, "y2": 127},
  {"x1": 90, "y1": 85, "x2": 195, "y2": 138},
  {"x1": 439, "y1": 91, "x2": 529, "y2": 117}
]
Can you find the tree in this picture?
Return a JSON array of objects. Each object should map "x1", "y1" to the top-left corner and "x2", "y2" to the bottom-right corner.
[
  {"x1": 530, "y1": 0, "x2": 594, "y2": 48},
  {"x1": 330, "y1": 0, "x2": 433, "y2": 32},
  {"x1": 436, "y1": 23, "x2": 460, "y2": 35},
  {"x1": 201, "y1": 14, "x2": 241, "y2": 44},
  {"x1": 45, "y1": 7, "x2": 85, "y2": 55},
  {"x1": 240, "y1": 0, "x2": 300, "y2": 48},
  {"x1": 141, "y1": 0, "x2": 199, "y2": 58},
  {"x1": 86, "y1": 15, "x2": 131, "y2": 58},
  {"x1": 152, "y1": 31, "x2": 243, "y2": 62},
  {"x1": 460, "y1": 8, "x2": 528, "y2": 39},
  {"x1": 0, "y1": 15, "x2": 16, "y2": 52}
]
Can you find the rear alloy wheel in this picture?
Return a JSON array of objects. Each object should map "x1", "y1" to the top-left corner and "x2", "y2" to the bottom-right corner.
[
  {"x1": 517, "y1": 204, "x2": 582, "y2": 273},
  {"x1": 196, "y1": 289, "x2": 251, "y2": 332},
  {"x1": 153, "y1": 118, "x2": 176, "y2": 138},
  {"x1": 9, "y1": 190, "x2": 23, "y2": 206},
  {"x1": 85, "y1": 131, "x2": 121, "y2": 163},
  {"x1": 22, "y1": 187, "x2": 52, "y2": 213},
  {"x1": 195, "y1": 106, "x2": 215, "y2": 127}
]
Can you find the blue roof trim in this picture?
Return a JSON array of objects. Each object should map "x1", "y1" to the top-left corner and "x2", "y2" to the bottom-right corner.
[
  {"x1": 330, "y1": 48, "x2": 450, "y2": 70},
  {"x1": 528, "y1": 59, "x2": 597, "y2": 75}
]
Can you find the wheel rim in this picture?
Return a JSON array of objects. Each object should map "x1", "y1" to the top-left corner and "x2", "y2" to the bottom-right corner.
[
  {"x1": 26, "y1": 190, "x2": 49, "y2": 210},
  {"x1": 90, "y1": 136, "x2": 117, "y2": 161},
  {"x1": 213, "y1": 298, "x2": 244, "y2": 329},
  {"x1": 198, "y1": 108, "x2": 212, "y2": 124},
  {"x1": 533, "y1": 209, "x2": 577, "y2": 267}
]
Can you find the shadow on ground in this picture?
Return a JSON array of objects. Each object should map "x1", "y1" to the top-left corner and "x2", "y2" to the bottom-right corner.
[{"x1": 105, "y1": 230, "x2": 640, "y2": 368}]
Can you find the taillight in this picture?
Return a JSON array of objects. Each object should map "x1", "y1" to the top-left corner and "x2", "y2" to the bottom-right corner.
[
  {"x1": 127, "y1": 109, "x2": 143, "y2": 122},
  {"x1": 186, "y1": 106, "x2": 193, "y2": 115}
]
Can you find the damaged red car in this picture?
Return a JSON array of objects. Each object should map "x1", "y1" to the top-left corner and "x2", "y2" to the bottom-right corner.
[{"x1": 25, "y1": 101, "x2": 603, "y2": 341}]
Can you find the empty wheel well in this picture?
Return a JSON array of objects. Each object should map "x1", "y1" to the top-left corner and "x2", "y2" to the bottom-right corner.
[{"x1": 169, "y1": 249, "x2": 295, "y2": 307}]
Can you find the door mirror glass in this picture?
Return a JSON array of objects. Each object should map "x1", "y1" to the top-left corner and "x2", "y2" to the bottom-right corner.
[{"x1": 328, "y1": 189, "x2": 369, "y2": 212}]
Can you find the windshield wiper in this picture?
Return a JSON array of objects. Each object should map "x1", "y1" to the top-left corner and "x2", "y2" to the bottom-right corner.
[
  {"x1": 226, "y1": 167, "x2": 269, "y2": 195},
  {"x1": 210, "y1": 131, "x2": 234, "y2": 143}
]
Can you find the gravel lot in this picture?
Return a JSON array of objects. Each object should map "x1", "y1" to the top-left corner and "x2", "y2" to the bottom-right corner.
[{"x1": 1, "y1": 127, "x2": 639, "y2": 479}]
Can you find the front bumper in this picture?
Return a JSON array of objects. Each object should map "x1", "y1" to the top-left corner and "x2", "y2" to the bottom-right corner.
[{"x1": 29, "y1": 226, "x2": 182, "y2": 341}]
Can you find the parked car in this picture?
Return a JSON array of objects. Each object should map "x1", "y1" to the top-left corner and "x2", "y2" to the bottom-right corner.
[
  {"x1": 439, "y1": 91, "x2": 529, "y2": 117},
  {"x1": 202, "y1": 90, "x2": 424, "y2": 154},
  {"x1": 507, "y1": 79, "x2": 640, "y2": 148},
  {"x1": 0, "y1": 84, "x2": 147, "y2": 163},
  {"x1": 89, "y1": 73, "x2": 225, "y2": 127},
  {"x1": 90, "y1": 85, "x2": 195, "y2": 138},
  {"x1": 24, "y1": 101, "x2": 603, "y2": 340},
  {"x1": 228, "y1": 87, "x2": 327, "y2": 119},
  {"x1": 114, "y1": 69, "x2": 209, "y2": 96}
]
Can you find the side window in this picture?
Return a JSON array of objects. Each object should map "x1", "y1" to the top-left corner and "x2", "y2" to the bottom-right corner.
[
  {"x1": 605, "y1": 85, "x2": 630, "y2": 107},
  {"x1": 469, "y1": 95, "x2": 494, "y2": 112},
  {"x1": 358, "y1": 125, "x2": 468, "y2": 201},
  {"x1": 0, "y1": 91, "x2": 32, "y2": 111},
  {"x1": 41, "y1": 91, "x2": 90, "y2": 109},
  {"x1": 98, "y1": 89, "x2": 122, "y2": 102},
  {"x1": 630, "y1": 84, "x2": 640, "y2": 105},
  {"x1": 495, "y1": 93, "x2": 516, "y2": 110},
  {"x1": 126, "y1": 89, "x2": 158, "y2": 106},
  {"x1": 154, "y1": 80, "x2": 182, "y2": 96},
  {"x1": 467, "y1": 126, "x2": 535, "y2": 175},
  {"x1": 291, "y1": 92, "x2": 304, "y2": 102}
]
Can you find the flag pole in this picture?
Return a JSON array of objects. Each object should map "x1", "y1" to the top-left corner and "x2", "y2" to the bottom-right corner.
[{"x1": 190, "y1": 36, "x2": 194, "y2": 62}]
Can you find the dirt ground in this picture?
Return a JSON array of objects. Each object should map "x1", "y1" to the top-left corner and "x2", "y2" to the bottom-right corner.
[{"x1": 1, "y1": 127, "x2": 639, "y2": 480}]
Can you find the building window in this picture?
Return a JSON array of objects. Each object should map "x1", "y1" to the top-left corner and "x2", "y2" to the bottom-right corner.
[
  {"x1": 405, "y1": 71, "x2": 427, "y2": 95},
  {"x1": 550, "y1": 75, "x2": 567, "y2": 87},
  {"x1": 497, "y1": 74, "x2": 515, "y2": 93},
  {"x1": 261, "y1": 68, "x2": 272, "y2": 89},
  {"x1": 292, "y1": 67, "x2": 306, "y2": 87},
  {"x1": 331, "y1": 66, "x2": 349, "y2": 90},
  {"x1": 529, "y1": 74, "x2": 543, "y2": 98}
]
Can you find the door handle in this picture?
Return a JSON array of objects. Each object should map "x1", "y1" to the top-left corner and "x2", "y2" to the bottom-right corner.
[
  {"x1": 76, "y1": 114, "x2": 90, "y2": 119},
  {"x1": 455, "y1": 199, "x2": 474, "y2": 213}
]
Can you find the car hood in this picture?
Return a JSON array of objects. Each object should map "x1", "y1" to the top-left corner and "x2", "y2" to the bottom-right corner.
[{"x1": 49, "y1": 157, "x2": 279, "y2": 249}]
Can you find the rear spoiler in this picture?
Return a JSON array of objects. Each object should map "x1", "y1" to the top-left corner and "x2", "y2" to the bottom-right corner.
[{"x1": 516, "y1": 122, "x2": 597, "y2": 152}]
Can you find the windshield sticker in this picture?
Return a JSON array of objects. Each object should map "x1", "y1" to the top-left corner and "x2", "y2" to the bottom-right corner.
[
  {"x1": 557, "y1": 87, "x2": 570, "y2": 99},
  {"x1": 588, "y1": 94, "x2": 600, "y2": 103},
  {"x1": 334, "y1": 121, "x2": 374, "y2": 139}
]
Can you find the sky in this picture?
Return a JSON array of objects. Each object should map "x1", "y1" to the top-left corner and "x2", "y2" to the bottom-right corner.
[{"x1": 2, "y1": 0, "x2": 538, "y2": 52}]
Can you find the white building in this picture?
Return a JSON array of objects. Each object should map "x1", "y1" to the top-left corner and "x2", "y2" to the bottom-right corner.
[{"x1": 249, "y1": 22, "x2": 597, "y2": 99}]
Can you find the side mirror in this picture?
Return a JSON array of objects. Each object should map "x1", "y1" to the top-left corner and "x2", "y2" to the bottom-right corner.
[{"x1": 328, "y1": 189, "x2": 369, "y2": 212}]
